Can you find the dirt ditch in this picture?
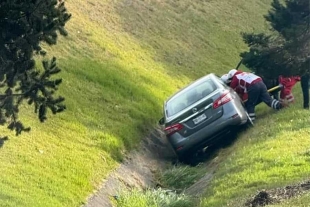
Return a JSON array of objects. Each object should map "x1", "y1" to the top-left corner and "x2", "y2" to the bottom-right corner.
[
  {"x1": 83, "y1": 127, "x2": 221, "y2": 207},
  {"x1": 83, "y1": 128, "x2": 177, "y2": 207},
  {"x1": 83, "y1": 127, "x2": 310, "y2": 207}
]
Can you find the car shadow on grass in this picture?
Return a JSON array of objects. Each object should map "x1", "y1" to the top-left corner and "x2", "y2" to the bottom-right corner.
[{"x1": 177, "y1": 126, "x2": 249, "y2": 166}]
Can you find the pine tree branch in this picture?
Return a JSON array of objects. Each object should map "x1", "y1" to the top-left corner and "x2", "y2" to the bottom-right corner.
[
  {"x1": 0, "y1": 0, "x2": 70, "y2": 138},
  {"x1": 0, "y1": 93, "x2": 24, "y2": 98},
  {"x1": 12, "y1": 0, "x2": 46, "y2": 21}
]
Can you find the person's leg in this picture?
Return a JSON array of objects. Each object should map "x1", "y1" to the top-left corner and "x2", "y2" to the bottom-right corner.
[
  {"x1": 279, "y1": 89, "x2": 285, "y2": 103},
  {"x1": 286, "y1": 93, "x2": 294, "y2": 103},
  {"x1": 301, "y1": 74, "x2": 309, "y2": 109},
  {"x1": 245, "y1": 84, "x2": 260, "y2": 122},
  {"x1": 258, "y1": 81, "x2": 283, "y2": 109}
]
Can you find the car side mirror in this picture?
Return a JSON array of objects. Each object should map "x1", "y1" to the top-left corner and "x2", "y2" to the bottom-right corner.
[{"x1": 158, "y1": 117, "x2": 165, "y2": 125}]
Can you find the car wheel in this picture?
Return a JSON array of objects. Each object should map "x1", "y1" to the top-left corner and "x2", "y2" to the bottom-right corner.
[
  {"x1": 178, "y1": 151, "x2": 200, "y2": 165},
  {"x1": 178, "y1": 153, "x2": 192, "y2": 164}
]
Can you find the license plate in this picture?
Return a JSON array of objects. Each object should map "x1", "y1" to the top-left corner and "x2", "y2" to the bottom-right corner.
[{"x1": 193, "y1": 114, "x2": 207, "y2": 124}]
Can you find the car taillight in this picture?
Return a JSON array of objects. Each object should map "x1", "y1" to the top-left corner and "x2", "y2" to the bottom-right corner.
[
  {"x1": 213, "y1": 92, "x2": 232, "y2": 109},
  {"x1": 164, "y1": 123, "x2": 183, "y2": 136}
]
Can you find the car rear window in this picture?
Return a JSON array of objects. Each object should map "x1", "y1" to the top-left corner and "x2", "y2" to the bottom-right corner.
[{"x1": 166, "y1": 79, "x2": 217, "y2": 117}]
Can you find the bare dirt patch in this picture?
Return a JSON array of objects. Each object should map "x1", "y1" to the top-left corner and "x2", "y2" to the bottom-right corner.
[
  {"x1": 184, "y1": 157, "x2": 219, "y2": 197},
  {"x1": 83, "y1": 127, "x2": 177, "y2": 207},
  {"x1": 245, "y1": 181, "x2": 310, "y2": 207}
]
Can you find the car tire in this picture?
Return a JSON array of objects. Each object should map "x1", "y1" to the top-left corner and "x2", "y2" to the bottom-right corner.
[
  {"x1": 178, "y1": 151, "x2": 200, "y2": 165},
  {"x1": 178, "y1": 153, "x2": 192, "y2": 164}
]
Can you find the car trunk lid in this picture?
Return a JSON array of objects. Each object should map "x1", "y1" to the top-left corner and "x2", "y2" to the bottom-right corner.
[{"x1": 166, "y1": 91, "x2": 224, "y2": 137}]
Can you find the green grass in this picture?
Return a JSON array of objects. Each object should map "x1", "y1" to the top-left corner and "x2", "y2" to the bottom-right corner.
[
  {"x1": 199, "y1": 87, "x2": 310, "y2": 207},
  {"x1": 2, "y1": 0, "x2": 299, "y2": 206},
  {"x1": 115, "y1": 188, "x2": 195, "y2": 207},
  {"x1": 156, "y1": 164, "x2": 207, "y2": 191}
]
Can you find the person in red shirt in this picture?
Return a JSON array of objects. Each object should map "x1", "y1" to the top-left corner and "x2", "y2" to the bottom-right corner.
[
  {"x1": 226, "y1": 69, "x2": 284, "y2": 122},
  {"x1": 221, "y1": 73, "x2": 249, "y2": 102},
  {"x1": 278, "y1": 75, "x2": 301, "y2": 104}
]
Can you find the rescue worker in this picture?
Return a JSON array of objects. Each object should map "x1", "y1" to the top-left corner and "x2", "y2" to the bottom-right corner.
[
  {"x1": 226, "y1": 69, "x2": 284, "y2": 122},
  {"x1": 221, "y1": 73, "x2": 248, "y2": 102},
  {"x1": 220, "y1": 74, "x2": 230, "y2": 85},
  {"x1": 278, "y1": 75, "x2": 301, "y2": 104}
]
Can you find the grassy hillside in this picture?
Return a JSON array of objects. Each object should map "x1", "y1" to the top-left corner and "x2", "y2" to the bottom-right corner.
[
  {"x1": 199, "y1": 87, "x2": 310, "y2": 206},
  {"x1": 0, "y1": 0, "x2": 282, "y2": 206},
  {"x1": 118, "y1": 88, "x2": 310, "y2": 207}
]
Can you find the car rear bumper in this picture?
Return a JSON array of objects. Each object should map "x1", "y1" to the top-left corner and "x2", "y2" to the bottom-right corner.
[{"x1": 167, "y1": 105, "x2": 247, "y2": 157}]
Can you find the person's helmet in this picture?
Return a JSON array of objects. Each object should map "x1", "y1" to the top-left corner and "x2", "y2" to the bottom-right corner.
[
  {"x1": 220, "y1": 74, "x2": 229, "y2": 83},
  {"x1": 227, "y1": 69, "x2": 238, "y2": 79}
]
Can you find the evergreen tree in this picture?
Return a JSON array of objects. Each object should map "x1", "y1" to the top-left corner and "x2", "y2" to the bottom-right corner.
[
  {"x1": 0, "y1": 0, "x2": 71, "y2": 135},
  {"x1": 240, "y1": 0, "x2": 310, "y2": 78}
]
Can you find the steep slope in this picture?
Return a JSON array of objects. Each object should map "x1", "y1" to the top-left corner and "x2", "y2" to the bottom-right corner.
[
  {"x1": 199, "y1": 89, "x2": 310, "y2": 207},
  {"x1": 0, "y1": 0, "x2": 273, "y2": 206}
]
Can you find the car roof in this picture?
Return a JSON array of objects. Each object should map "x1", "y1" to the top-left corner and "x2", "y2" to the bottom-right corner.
[{"x1": 164, "y1": 73, "x2": 219, "y2": 104}]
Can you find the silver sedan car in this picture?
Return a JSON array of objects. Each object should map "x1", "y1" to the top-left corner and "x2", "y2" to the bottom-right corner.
[{"x1": 159, "y1": 73, "x2": 251, "y2": 162}]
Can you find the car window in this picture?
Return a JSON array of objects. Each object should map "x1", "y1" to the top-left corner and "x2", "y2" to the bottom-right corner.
[{"x1": 166, "y1": 79, "x2": 217, "y2": 117}]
